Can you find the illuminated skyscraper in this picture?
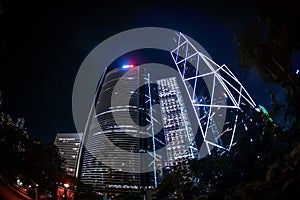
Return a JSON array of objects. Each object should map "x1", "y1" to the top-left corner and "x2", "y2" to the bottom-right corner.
[
  {"x1": 75, "y1": 31, "x2": 257, "y2": 197},
  {"x1": 171, "y1": 32, "x2": 256, "y2": 154},
  {"x1": 77, "y1": 66, "x2": 163, "y2": 193},
  {"x1": 157, "y1": 77, "x2": 198, "y2": 171},
  {"x1": 54, "y1": 133, "x2": 83, "y2": 176}
]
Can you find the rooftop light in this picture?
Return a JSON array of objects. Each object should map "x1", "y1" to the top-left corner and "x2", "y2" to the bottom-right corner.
[{"x1": 122, "y1": 64, "x2": 134, "y2": 69}]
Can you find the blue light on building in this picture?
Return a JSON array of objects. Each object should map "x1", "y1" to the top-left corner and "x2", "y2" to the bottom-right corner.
[{"x1": 122, "y1": 64, "x2": 134, "y2": 69}]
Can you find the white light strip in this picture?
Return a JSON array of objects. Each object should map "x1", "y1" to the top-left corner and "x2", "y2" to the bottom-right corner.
[
  {"x1": 175, "y1": 33, "x2": 182, "y2": 63},
  {"x1": 217, "y1": 74, "x2": 256, "y2": 108},
  {"x1": 193, "y1": 54, "x2": 200, "y2": 100},
  {"x1": 147, "y1": 73, "x2": 157, "y2": 188},
  {"x1": 175, "y1": 52, "x2": 198, "y2": 65},
  {"x1": 184, "y1": 71, "x2": 215, "y2": 81},
  {"x1": 204, "y1": 140, "x2": 228, "y2": 150},
  {"x1": 214, "y1": 73, "x2": 239, "y2": 107},
  {"x1": 229, "y1": 114, "x2": 239, "y2": 151},
  {"x1": 193, "y1": 104, "x2": 239, "y2": 109},
  {"x1": 76, "y1": 67, "x2": 107, "y2": 178}
]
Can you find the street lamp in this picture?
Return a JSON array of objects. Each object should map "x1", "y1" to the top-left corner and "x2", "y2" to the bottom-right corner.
[
  {"x1": 63, "y1": 183, "x2": 69, "y2": 200},
  {"x1": 35, "y1": 183, "x2": 39, "y2": 200}
]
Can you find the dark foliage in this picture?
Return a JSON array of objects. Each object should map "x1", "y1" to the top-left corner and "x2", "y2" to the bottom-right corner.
[{"x1": 0, "y1": 111, "x2": 65, "y2": 198}]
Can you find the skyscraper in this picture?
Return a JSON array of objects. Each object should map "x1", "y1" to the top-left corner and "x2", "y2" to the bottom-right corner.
[
  {"x1": 78, "y1": 66, "x2": 162, "y2": 193},
  {"x1": 77, "y1": 65, "x2": 199, "y2": 195},
  {"x1": 54, "y1": 133, "x2": 83, "y2": 177},
  {"x1": 75, "y1": 31, "x2": 258, "y2": 197},
  {"x1": 157, "y1": 77, "x2": 198, "y2": 171}
]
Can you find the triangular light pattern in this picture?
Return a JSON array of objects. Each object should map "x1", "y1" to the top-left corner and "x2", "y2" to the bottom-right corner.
[{"x1": 171, "y1": 32, "x2": 256, "y2": 155}]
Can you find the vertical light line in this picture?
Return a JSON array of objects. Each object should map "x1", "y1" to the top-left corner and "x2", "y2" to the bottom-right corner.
[
  {"x1": 182, "y1": 42, "x2": 189, "y2": 78},
  {"x1": 175, "y1": 33, "x2": 181, "y2": 63},
  {"x1": 229, "y1": 114, "x2": 239, "y2": 151},
  {"x1": 192, "y1": 54, "x2": 200, "y2": 101},
  {"x1": 147, "y1": 73, "x2": 157, "y2": 188},
  {"x1": 238, "y1": 85, "x2": 243, "y2": 107}
]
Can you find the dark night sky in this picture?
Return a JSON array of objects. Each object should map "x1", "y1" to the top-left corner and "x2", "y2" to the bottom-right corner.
[{"x1": 0, "y1": 0, "x2": 272, "y2": 143}]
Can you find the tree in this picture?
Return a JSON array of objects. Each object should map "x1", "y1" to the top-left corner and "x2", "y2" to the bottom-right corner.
[
  {"x1": 188, "y1": 108, "x2": 279, "y2": 199},
  {"x1": 0, "y1": 112, "x2": 66, "y2": 198},
  {"x1": 235, "y1": 0, "x2": 300, "y2": 135},
  {"x1": 157, "y1": 167, "x2": 194, "y2": 200}
]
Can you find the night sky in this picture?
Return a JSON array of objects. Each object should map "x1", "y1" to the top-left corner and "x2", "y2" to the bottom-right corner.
[{"x1": 0, "y1": 0, "x2": 271, "y2": 143}]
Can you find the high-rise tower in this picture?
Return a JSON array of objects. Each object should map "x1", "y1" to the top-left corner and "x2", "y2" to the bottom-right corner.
[
  {"x1": 157, "y1": 77, "x2": 198, "y2": 171},
  {"x1": 77, "y1": 66, "x2": 162, "y2": 193},
  {"x1": 54, "y1": 133, "x2": 83, "y2": 177}
]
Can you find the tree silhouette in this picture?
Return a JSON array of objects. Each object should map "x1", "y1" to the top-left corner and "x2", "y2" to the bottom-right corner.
[
  {"x1": 0, "y1": 112, "x2": 65, "y2": 198},
  {"x1": 235, "y1": 0, "x2": 300, "y2": 134}
]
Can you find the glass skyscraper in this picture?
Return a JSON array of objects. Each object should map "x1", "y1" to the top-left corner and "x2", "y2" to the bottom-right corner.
[
  {"x1": 78, "y1": 66, "x2": 163, "y2": 193},
  {"x1": 77, "y1": 65, "x2": 198, "y2": 195},
  {"x1": 54, "y1": 133, "x2": 83, "y2": 177}
]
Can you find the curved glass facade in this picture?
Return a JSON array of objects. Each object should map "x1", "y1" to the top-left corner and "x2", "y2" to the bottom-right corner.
[
  {"x1": 77, "y1": 65, "x2": 197, "y2": 194},
  {"x1": 78, "y1": 67, "x2": 159, "y2": 192}
]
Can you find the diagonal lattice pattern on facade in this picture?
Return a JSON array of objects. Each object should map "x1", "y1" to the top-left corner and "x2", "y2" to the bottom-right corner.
[{"x1": 171, "y1": 33, "x2": 256, "y2": 155}]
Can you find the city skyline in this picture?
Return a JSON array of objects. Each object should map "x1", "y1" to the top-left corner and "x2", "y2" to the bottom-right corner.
[
  {"x1": 76, "y1": 60, "x2": 198, "y2": 192},
  {"x1": 1, "y1": 1, "x2": 299, "y2": 199},
  {"x1": 0, "y1": 1, "x2": 275, "y2": 143},
  {"x1": 72, "y1": 28, "x2": 258, "y2": 193}
]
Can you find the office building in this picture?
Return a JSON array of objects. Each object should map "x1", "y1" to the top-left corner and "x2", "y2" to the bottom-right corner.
[
  {"x1": 54, "y1": 133, "x2": 83, "y2": 177},
  {"x1": 157, "y1": 77, "x2": 198, "y2": 171},
  {"x1": 77, "y1": 66, "x2": 164, "y2": 193}
]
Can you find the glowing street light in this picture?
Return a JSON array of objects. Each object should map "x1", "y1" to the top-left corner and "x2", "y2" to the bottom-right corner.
[{"x1": 63, "y1": 183, "x2": 70, "y2": 200}]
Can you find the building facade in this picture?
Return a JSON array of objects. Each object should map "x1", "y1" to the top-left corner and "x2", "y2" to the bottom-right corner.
[
  {"x1": 157, "y1": 77, "x2": 198, "y2": 171},
  {"x1": 78, "y1": 66, "x2": 163, "y2": 193},
  {"x1": 54, "y1": 133, "x2": 83, "y2": 177},
  {"x1": 77, "y1": 66, "x2": 199, "y2": 194}
]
